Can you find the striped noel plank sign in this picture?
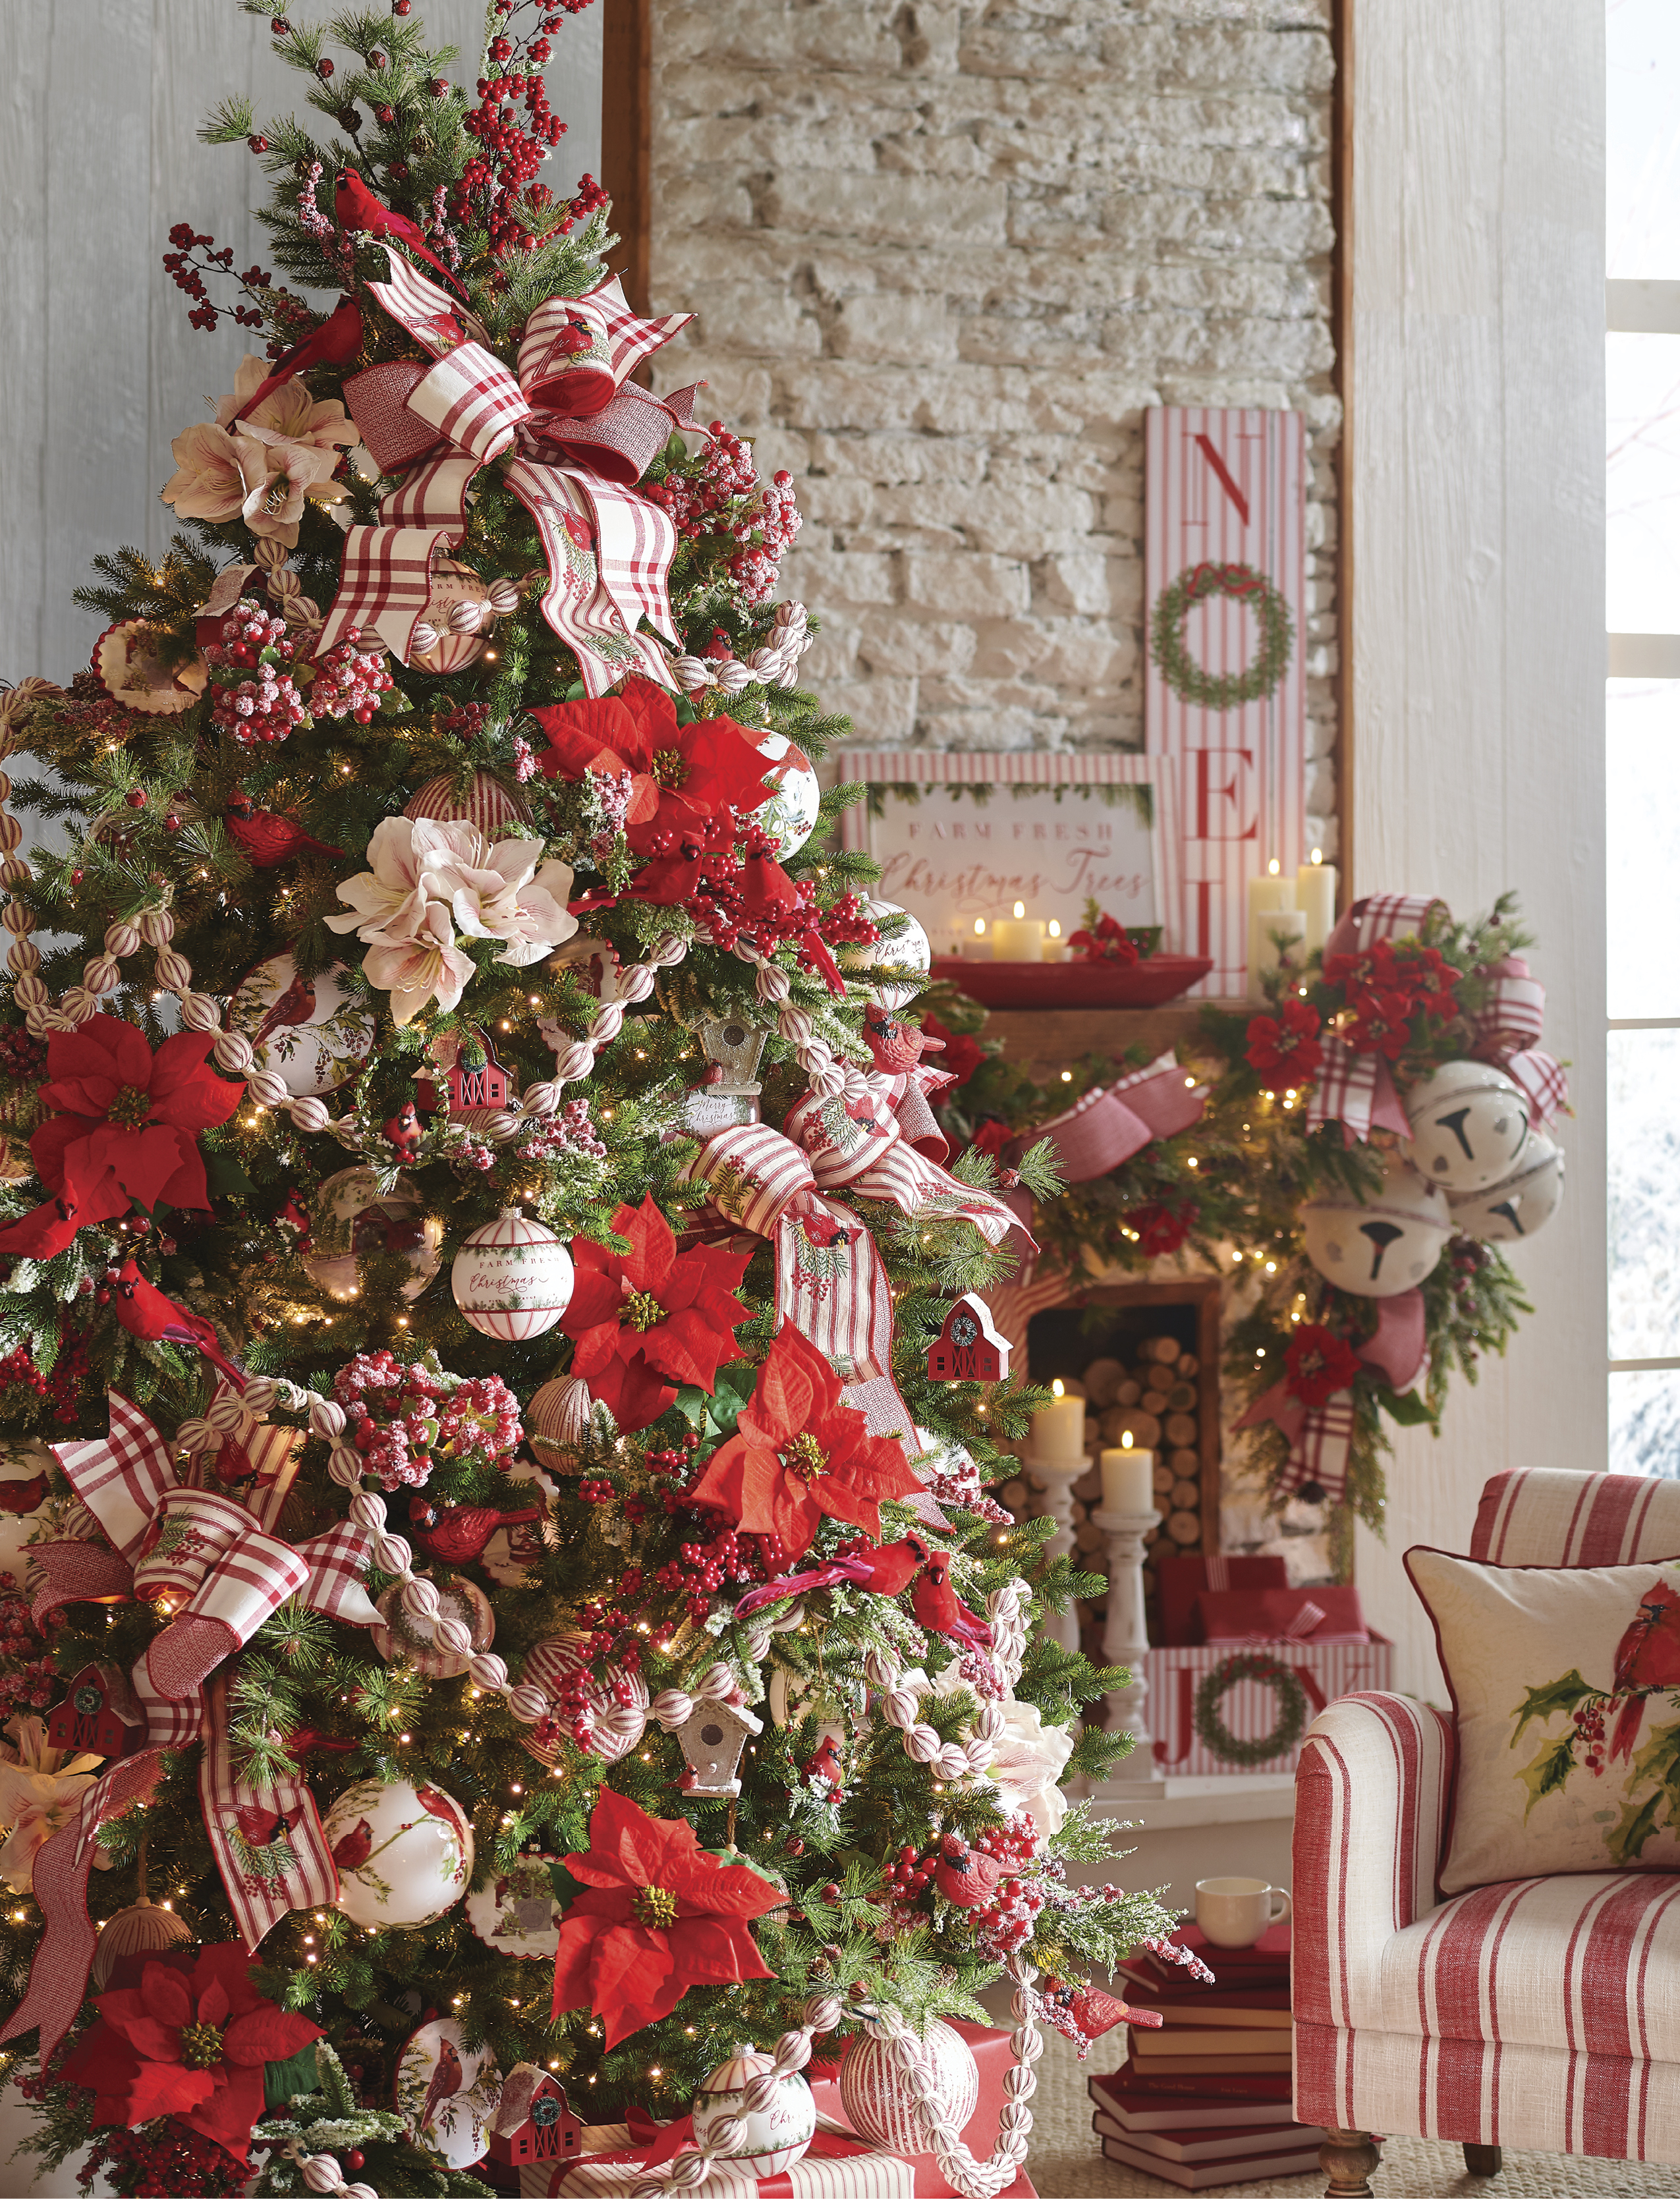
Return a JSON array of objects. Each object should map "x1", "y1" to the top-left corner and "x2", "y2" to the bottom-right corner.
[{"x1": 1144, "y1": 407, "x2": 1307, "y2": 997}]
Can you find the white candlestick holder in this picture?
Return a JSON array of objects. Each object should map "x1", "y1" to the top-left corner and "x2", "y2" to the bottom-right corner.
[
  {"x1": 1093, "y1": 1505, "x2": 1162, "y2": 1759},
  {"x1": 1023, "y1": 1445, "x2": 1090, "y2": 1654}
]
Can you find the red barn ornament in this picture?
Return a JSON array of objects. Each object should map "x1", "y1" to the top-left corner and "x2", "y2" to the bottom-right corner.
[
  {"x1": 487, "y1": 2065, "x2": 582, "y2": 2169},
  {"x1": 417, "y1": 1026, "x2": 511, "y2": 1117},
  {"x1": 46, "y1": 1663, "x2": 146, "y2": 1761},
  {"x1": 925, "y1": 1294, "x2": 1010, "y2": 1384}
]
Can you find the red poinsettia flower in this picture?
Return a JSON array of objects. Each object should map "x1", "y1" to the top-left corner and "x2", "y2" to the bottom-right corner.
[
  {"x1": 1245, "y1": 997, "x2": 1323, "y2": 1088},
  {"x1": 60, "y1": 1943, "x2": 322, "y2": 2163},
  {"x1": 968, "y1": 1117, "x2": 1014, "y2": 1160},
  {"x1": 1343, "y1": 986, "x2": 1415, "y2": 1059},
  {"x1": 1124, "y1": 1198, "x2": 1198, "y2": 1258},
  {"x1": 561, "y1": 1195, "x2": 751, "y2": 1432},
  {"x1": 686, "y1": 1318, "x2": 922, "y2": 1558},
  {"x1": 0, "y1": 1015, "x2": 242, "y2": 1261},
  {"x1": 922, "y1": 1012, "x2": 984, "y2": 1088},
  {"x1": 1283, "y1": 1323, "x2": 1363, "y2": 1407},
  {"x1": 530, "y1": 679, "x2": 772, "y2": 854},
  {"x1": 1067, "y1": 911, "x2": 1140, "y2": 966},
  {"x1": 552, "y1": 1785, "x2": 781, "y2": 2047}
]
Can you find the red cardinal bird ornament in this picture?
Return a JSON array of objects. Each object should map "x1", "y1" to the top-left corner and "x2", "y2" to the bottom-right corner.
[
  {"x1": 224, "y1": 790, "x2": 343, "y2": 869},
  {"x1": 1608, "y1": 1580, "x2": 1680, "y2": 1760},
  {"x1": 334, "y1": 170, "x2": 467, "y2": 298},
  {"x1": 863, "y1": 1001, "x2": 942, "y2": 1078},
  {"x1": 113, "y1": 1262, "x2": 244, "y2": 1387},
  {"x1": 0, "y1": 1473, "x2": 45, "y2": 1515},
  {"x1": 933, "y1": 1831, "x2": 1006, "y2": 1909},
  {"x1": 407, "y1": 1494, "x2": 547, "y2": 1567},
  {"x1": 912, "y1": 1551, "x2": 994, "y2": 1650},
  {"x1": 382, "y1": 1100, "x2": 422, "y2": 1163},
  {"x1": 734, "y1": 1534, "x2": 930, "y2": 1617},
  {"x1": 802, "y1": 1735, "x2": 845, "y2": 1799}
]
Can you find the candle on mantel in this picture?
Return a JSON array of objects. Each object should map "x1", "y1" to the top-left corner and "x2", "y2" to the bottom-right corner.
[
  {"x1": 1031, "y1": 1378, "x2": 1086, "y2": 1464},
  {"x1": 1044, "y1": 917, "x2": 1065, "y2": 962},
  {"x1": 1246, "y1": 858, "x2": 1306, "y2": 1005},
  {"x1": 990, "y1": 900, "x2": 1046, "y2": 962},
  {"x1": 1296, "y1": 847, "x2": 1338, "y2": 956},
  {"x1": 970, "y1": 916, "x2": 988, "y2": 958},
  {"x1": 1101, "y1": 1432, "x2": 1156, "y2": 1514}
]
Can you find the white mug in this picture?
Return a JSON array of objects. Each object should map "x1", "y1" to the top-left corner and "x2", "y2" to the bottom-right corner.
[{"x1": 1195, "y1": 1875, "x2": 1292, "y2": 1950}]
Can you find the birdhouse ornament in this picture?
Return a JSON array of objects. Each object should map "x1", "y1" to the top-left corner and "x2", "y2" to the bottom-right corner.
[
  {"x1": 682, "y1": 1014, "x2": 771, "y2": 1136},
  {"x1": 926, "y1": 1294, "x2": 1011, "y2": 1383},
  {"x1": 45, "y1": 1663, "x2": 145, "y2": 1761},
  {"x1": 416, "y1": 1025, "x2": 513, "y2": 1117},
  {"x1": 675, "y1": 1691, "x2": 763, "y2": 1798},
  {"x1": 1300, "y1": 1153, "x2": 1453, "y2": 1298},
  {"x1": 1404, "y1": 1059, "x2": 1531, "y2": 1191}
]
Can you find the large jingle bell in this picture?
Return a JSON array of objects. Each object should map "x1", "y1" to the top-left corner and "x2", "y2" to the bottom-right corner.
[
  {"x1": 1301, "y1": 1153, "x2": 1451, "y2": 1297},
  {"x1": 1448, "y1": 1132, "x2": 1565, "y2": 1242},
  {"x1": 1403, "y1": 1059, "x2": 1530, "y2": 1192}
]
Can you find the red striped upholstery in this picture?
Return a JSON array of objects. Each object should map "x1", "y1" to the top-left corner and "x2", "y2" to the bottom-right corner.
[{"x1": 1293, "y1": 1468, "x2": 1680, "y2": 2165}]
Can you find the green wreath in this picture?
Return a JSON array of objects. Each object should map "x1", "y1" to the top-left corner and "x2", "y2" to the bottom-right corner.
[
  {"x1": 1192, "y1": 1652, "x2": 1310, "y2": 1768},
  {"x1": 1150, "y1": 560, "x2": 1295, "y2": 711}
]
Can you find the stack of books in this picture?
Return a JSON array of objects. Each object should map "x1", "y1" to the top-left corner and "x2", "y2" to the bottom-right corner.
[{"x1": 1086, "y1": 1924, "x2": 1324, "y2": 2189}]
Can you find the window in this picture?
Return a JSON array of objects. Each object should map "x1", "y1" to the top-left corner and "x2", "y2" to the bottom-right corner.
[{"x1": 1608, "y1": 0, "x2": 1680, "y2": 1470}]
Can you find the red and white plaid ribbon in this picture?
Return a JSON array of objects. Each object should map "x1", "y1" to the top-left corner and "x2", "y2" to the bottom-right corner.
[
  {"x1": 200, "y1": 1670, "x2": 339, "y2": 1953},
  {"x1": 1243, "y1": 1598, "x2": 1328, "y2": 1649},
  {"x1": 1303, "y1": 1034, "x2": 1413, "y2": 1144},
  {"x1": 783, "y1": 1089, "x2": 1022, "y2": 1249},
  {"x1": 1467, "y1": 953, "x2": 1569, "y2": 1128},
  {"x1": 1322, "y1": 891, "x2": 1445, "y2": 960},
  {"x1": 1275, "y1": 1391, "x2": 1357, "y2": 1505}
]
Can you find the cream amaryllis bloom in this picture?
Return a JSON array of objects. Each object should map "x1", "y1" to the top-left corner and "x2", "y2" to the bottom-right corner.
[
  {"x1": 362, "y1": 901, "x2": 478, "y2": 1027},
  {"x1": 0, "y1": 1717, "x2": 106, "y2": 1895},
  {"x1": 235, "y1": 425, "x2": 346, "y2": 545},
  {"x1": 987, "y1": 1696, "x2": 1076, "y2": 1837},
  {"x1": 428, "y1": 838, "x2": 578, "y2": 968},
  {"x1": 161, "y1": 422, "x2": 248, "y2": 525},
  {"x1": 215, "y1": 354, "x2": 359, "y2": 457},
  {"x1": 325, "y1": 814, "x2": 457, "y2": 948}
]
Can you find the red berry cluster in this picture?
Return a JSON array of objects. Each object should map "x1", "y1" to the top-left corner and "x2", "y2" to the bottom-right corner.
[
  {"x1": 654, "y1": 1527, "x2": 760, "y2": 1622},
  {"x1": 69, "y1": 2112, "x2": 248, "y2": 2198},
  {"x1": 204, "y1": 599, "x2": 310, "y2": 748},
  {"x1": 1573, "y1": 1695, "x2": 1610, "y2": 1775},
  {"x1": 0, "y1": 1571, "x2": 58, "y2": 1714},
  {"x1": 0, "y1": 1027, "x2": 46, "y2": 1082},
  {"x1": 644, "y1": 429, "x2": 802, "y2": 606},
  {"x1": 577, "y1": 1476, "x2": 615, "y2": 1503},
  {"x1": 161, "y1": 225, "x2": 273, "y2": 337},
  {"x1": 643, "y1": 1430, "x2": 701, "y2": 1478},
  {"x1": 310, "y1": 627, "x2": 394, "y2": 726},
  {"x1": 333, "y1": 1352, "x2": 522, "y2": 1490},
  {"x1": 437, "y1": 698, "x2": 490, "y2": 741},
  {"x1": 553, "y1": 1648, "x2": 644, "y2": 1749},
  {"x1": 455, "y1": 1, "x2": 585, "y2": 255}
]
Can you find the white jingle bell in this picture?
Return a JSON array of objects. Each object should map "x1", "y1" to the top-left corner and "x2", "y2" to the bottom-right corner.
[
  {"x1": 323, "y1": 1778, "x2": 474, "y2": 1930},
  {"x1": 692, "y1": 2049, "x2": 818, "y2": 2179},
  {"x1": 1448, "y1": 1131, "x2": 1565, "y2": 1243},
  {"x1": 372, "y1": 1576, "x2": 495, "y2": 1679},
  {"x1": 302, "y1": 1167, "x2": 443, "y2": 1303},
  {"x1": 837, "y1": 900, "x2": 932, "y2": 1011},
  {"x1": 229, "y1": 953, "x2": 375, "y2": 1097},
  {"x1": 1300, "y1": 1153, "x2": 1452, "y2": 1298},
  {"x1": 451, "y1": 1209, "x2": 574, "y2": 1339},
  {"x1": 839, "y1": 2018, "x2": 979, "y2": 2157},
  {"x1": 750, "y1": 733, "x2": 822, "y2": 861},
  {"x1": 1403, "y1": 1058, "x2": 1530, "y2": 1192}
]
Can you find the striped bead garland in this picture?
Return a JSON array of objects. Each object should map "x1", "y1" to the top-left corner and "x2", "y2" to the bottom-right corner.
[
  {"x1": 450, "y1": 1209, "x2": 573, "y2": 1339},
  {"x1": 838, "y1": 2019, "x2": 978, "y2": 2157}
]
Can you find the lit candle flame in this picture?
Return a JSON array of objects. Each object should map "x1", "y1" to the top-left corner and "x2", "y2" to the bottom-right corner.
[
  {"x1": 1268, "y1": 857, "x2": 1280, "y2": 876},
  {"x1": 1048, "y1": 918, "x2": 1061, "y2": 938},
  {"x1": 1121, "y1": 1430, "x2": 1133, "y2": 1449},
  {"x1": 973, "y1": 917, "x2": 986, "y2": 935},
  {"x1": 1311, "y1": 847, "x2": 1324, "y2": 864},
  {"x1": 1051, "y1": 1378, "x2": 1065, "y2": 1399},
  {"x1": 1013, "y1": 901, "x2": 1025, "y2": 918}
]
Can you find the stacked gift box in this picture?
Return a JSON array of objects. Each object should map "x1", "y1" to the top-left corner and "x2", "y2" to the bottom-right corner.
[
  {"x1": 1087, "y1": 1924, "x2": 1324, "y2": 2189},
  {"x1": 1147, "y1": 1555, "x2": 1392, "y2": 1775}
]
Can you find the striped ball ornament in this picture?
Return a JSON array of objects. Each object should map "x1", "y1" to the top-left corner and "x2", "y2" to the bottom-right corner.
[
  {"x1": 692, "y1": 2050, "x2": 816, "y2": 2179},
  {"x1": 405, "y1": 770, "x2": 530, "y2": 837},
  {"x1": 838, "y1": 2019, "x2": 978, "y2": 2157},
  {"x1": 451, "y1": 1209, "x2": 573, "y2": 1339},
  {"x1": 519, "y1": 1635, "x2": 648, "y2": 1766}
]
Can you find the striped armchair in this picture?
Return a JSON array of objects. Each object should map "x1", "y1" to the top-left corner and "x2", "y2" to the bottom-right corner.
[{"x1": 1293, "y1": 1468, "x2": 1680, "y2": 2196}]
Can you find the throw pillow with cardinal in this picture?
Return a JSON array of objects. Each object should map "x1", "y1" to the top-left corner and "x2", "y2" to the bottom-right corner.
[{"x1": 1408, "y1": 1549, "x2": 1680, "y2": 1892}]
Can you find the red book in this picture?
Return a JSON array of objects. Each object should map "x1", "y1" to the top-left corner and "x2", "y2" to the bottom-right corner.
[
  {"x1": 1088, "y1": 2069, "x2": 1296, "y2": 2119},
  {"x1": 1115, "y1": 1962, "x2": 1293, "y2": 2024},
  {"x1": 1099, "y1": 2134, "x2": 1322, "y2": 2188},
  {"x1": 1093, "y1": 2110, "x2": 1327, "y2": 2163}
]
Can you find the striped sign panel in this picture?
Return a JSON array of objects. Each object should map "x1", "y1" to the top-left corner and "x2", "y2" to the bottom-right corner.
[
  {"x1": 1144, "y1": 407, "x2": 1307, "y2": 996},
  {"x1": 1148, "y1": 1638, "x2": 1393, "y2": 1777}
]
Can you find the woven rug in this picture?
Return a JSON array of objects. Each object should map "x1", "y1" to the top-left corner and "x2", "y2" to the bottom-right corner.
[{"x1": 1024, "y1": 2025, "x2": 1680, "y2": 2197}]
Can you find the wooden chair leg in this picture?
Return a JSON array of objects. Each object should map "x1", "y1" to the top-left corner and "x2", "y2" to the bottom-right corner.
[
  {"x1": 1321, "y1": 2128, "x2": 1383, "y2": 2197},
  {"x1": 1463, "y1": 2143, "x2": 1503, "y2": 2176}
]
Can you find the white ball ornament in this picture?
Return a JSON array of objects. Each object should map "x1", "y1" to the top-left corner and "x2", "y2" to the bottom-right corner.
[
  {"x1": 1403, "y1": 1059, "x2": 1530, "y2": 1192},
  {"x1": 750, "y1": 733, "x2": 822, "y2": 861},
  {"x1": 451, "y1": 1208, "x2": 574, "y2": 1339},
  {"x1": 1301, "y1": 1153, "x2": 1452, "y2": 1298},
  {"x1": 303, "y1": 1167, "x2": 443, "y2": 1303},
  {"x1": 1448, "y1": 1132, "x2": 1565, "y2": 1243},
  {"x1": 838, "y1": 900, "x2": 932, "y2": 1011},
  {"x1": 692, "y1": 2049, "x2": 817, "y2": 2179},
  {"x1": 323, "y1": 1777, "x2": 474, "y2": 1930},
  {"x1": 839, "y1": 2018, "x2": 978, "y2": 2157}
]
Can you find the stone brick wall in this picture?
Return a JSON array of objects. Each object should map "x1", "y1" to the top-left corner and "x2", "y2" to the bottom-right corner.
[{"x1": 648, "y1": 0, "x2": 1339, "y2": 852}]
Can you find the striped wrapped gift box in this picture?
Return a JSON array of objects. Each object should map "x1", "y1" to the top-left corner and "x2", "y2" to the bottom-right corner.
[{"x1": 1148, "y1": 1637, "x2": 1394, "y2": 1777}]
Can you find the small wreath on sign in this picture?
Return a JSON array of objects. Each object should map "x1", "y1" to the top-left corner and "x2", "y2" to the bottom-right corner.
[
  {"x1": 1192, "y1": 1652, "x2": 1310, "y2": 1768},
  {"x1": 1150, "y1": 560, "x2": 1295, "y2": 711}
]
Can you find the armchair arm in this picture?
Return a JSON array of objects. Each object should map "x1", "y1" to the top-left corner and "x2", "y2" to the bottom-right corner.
[{"x1": 1292, "y1": 1692, "x2": 1455, "y2": 2030}]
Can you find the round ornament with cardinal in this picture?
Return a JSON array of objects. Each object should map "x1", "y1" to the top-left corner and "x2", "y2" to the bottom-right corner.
[
  {"x1": 323, "y1": 1776, "x2": 474, "y2": 1930},
  {"x1": 395, "y1": 2015, "x2": 500, "y2": 2169},
  {"x1": 227, "y1": 951, "x2": 375, "y2": 1096},
  {"x1": 465, "y1": 1849, "x2": 567, "y2": 1961}
]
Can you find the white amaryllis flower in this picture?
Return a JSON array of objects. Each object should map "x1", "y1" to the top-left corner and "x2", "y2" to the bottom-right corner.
[
  {"x1": 362, "y1": 900, "x2": 476, "y2": 1026},
  {"x1": 0, "y1": 1717, "x2": 106, "y2": 1895},
  {"x1": 426, "y1": 835, "x2": 576, "y2": 968},
  {"x1": 326, "y1": 814, "x2": 460, "y2": 947},
  {"x1": 988, "y1": 1696, "x2": 1076, "y2": 1837}
]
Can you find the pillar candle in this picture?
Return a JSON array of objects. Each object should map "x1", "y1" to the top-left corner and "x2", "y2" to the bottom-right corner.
[
  {"x1": 1101, "y1": 1442, "x2": 1155, "y2": 1513},
  {"x1": 1030, "y1": 1379, "x2": 1085, "y2": 1464},
  {"x1": 1296, "y1": 854, "x2": 1337, "y2": 957},
  {"x1": 1246, "y1": 905, "x2": 1307, "y2": 1005},
  {"x1": 990, "y1": 901, "x2": 1046, "y2": 961}
]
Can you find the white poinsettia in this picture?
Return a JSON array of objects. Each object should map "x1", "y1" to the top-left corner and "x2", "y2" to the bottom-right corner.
[{"x1": 0, "y1": 1716, "x2": 107, "y2": 1895}]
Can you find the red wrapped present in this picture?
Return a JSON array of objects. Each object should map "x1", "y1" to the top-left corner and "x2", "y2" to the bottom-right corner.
[
  {"x1": 1157, "y1": 1554, "x2": 1289, "y2": 1646},
  {"x1": 1194, "y1": 1584, "x2": 1370, "y2": 1645}
]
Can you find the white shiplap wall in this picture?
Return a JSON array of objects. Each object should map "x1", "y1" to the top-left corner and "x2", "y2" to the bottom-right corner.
[
  {"x1": 0, "y1": 0, "x2": 602, "y2": 688},
  {"x1": 1345, "y1": 0, "x2": 1608, "y2": 1701}
]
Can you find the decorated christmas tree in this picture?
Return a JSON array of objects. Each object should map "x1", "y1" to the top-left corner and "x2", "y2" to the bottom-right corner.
[{"x1": 0, "y1": 6, "x2": 1179, "y2": 2193}]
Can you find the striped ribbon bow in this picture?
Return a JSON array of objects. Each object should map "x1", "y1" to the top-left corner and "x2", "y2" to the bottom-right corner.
[
  {"x1": 1237, "y1": 1293, "x2": 1428, "y2": 1508},
  {"x1": 318, "y1": 260, "x2": 700, "y2": 697},
  {"x1": 1470, "y1": 953, "x2": 1569, "y2": 1128}
]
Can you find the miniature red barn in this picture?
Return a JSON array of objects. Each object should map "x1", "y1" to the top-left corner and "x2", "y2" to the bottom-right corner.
[
  {"x1": 926, "y1": 1293, "x2": 1011, "y2": 1383},
  {"x1": 487, "y1": 2066, "x2": 582, "y2": 2168}
]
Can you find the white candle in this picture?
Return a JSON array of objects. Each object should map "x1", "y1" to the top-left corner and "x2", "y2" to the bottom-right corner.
[
  {"x1": 1296, "y1": 850, "x2": 1337, "y2": 957},
  {"x1": 990, "y1": 901, "x2": 1045, "y2": 962},
  {"x1": 1102, "y1": 1437, "x2": 1156, "y2": 1514},
  {"x1": 1246, "y1": 905, "x2": 1307, "y2": 1005},
  {"x1": 1031, "y1": 1378, "x2": 1086, "y2": 1464},
  {"x1": 1245, "y1": 859, "x2": 1296, "y2": 926}
]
